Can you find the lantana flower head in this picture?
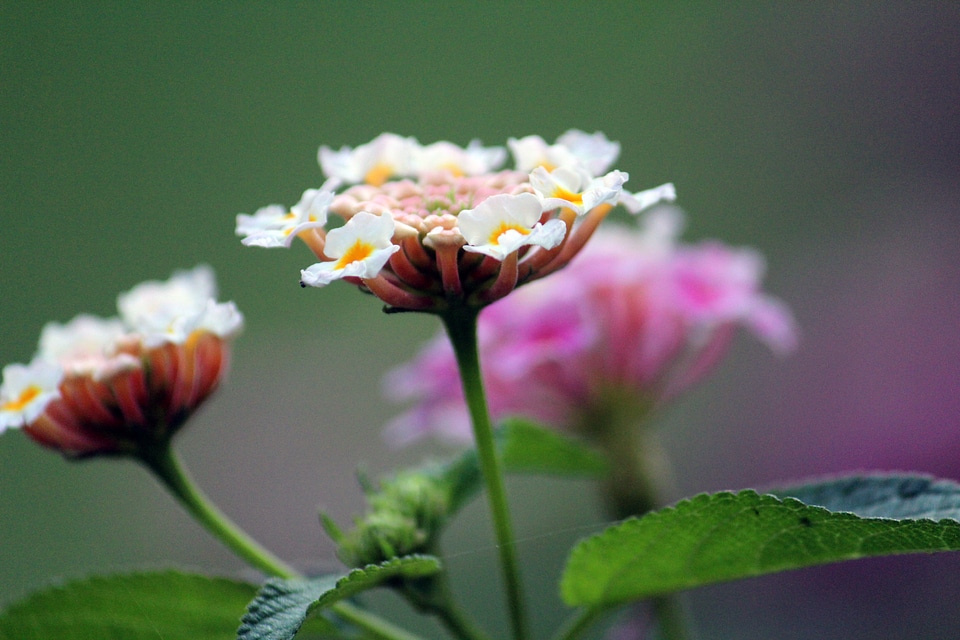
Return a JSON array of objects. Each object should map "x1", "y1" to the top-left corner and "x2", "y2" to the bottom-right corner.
[
  {"x1": 0, "y1": 266, "x2": 242, "y2": 458},
  {"x1": 237, "y1": 130, "x2": 675, "y2": 312},
  {"x1": 383, "y1": 209, "x2": 798, "y2": 445}
]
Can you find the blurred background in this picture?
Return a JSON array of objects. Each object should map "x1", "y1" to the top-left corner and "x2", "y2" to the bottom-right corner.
[{"x1": 1, "y1": 2, "x2": 958, "y2": 638}]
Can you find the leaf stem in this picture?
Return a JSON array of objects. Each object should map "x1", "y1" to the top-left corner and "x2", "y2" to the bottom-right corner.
[
  {"x1": 442, "y1": 307, "x2": 528, "y2": 640},
  {"x1": 141, "y1": 444, "x2": 428, "y2": 640}
]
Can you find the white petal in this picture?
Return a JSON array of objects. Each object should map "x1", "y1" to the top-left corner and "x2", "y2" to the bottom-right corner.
[
  {"x1": 324, "y1": 211, "x2": 395, "y2": 257},
  {"x1": 198, "y1": 300, "x2": 244, "y2": 339},
  {"x1": 0, "y1": 360, "x2": 63, "y2": 431},
  {"x1": 241, "y1": 231, "x2": 289, "y2": 248},
  {"x1": 556, "y1": 129, "x2": 621, "y2": 176},
  {"x1": 299, "y1": 246, "x2": 399, "y2": 286},
  {"x1": 460, "y1": 193, "x2": 563, "y2": 260},
  {"x1": 235, "y1": 205, "x2": 288, "y2": 237},
  {"x1": 118, "y1": 265, "x2": 226, "y2": 345},
  {"x1": 619, "y1": 182, "x2": 677, "y2": 214},
  {"x1": 299, "y1": 211, "x2": 399, "y2": 287},
  {"x1": 319, "y1": 133, "x2": 417, "y2": 184},
  {"x1": 458, "y1": 193, "x2": 543, "y2": 245}
]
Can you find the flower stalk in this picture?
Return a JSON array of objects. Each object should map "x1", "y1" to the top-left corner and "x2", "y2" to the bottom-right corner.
[
  {"x1": 583, "y1": 398, "x2": 694, "y2": 640},
  {"x1": 400, "y1": 570, "x2": 495, "y2": 640},
  {"x1": 441, "y1": 306, "x2": 528, "y2": 640},
  {"x1": 140, "y1": 443, "x2": 298, "y2": 579},
  {"x1": 143, "y1": 444, "x2": 428, "y2": 640}
]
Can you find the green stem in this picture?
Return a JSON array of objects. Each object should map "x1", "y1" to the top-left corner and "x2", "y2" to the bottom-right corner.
[
  {"x1": 651, "y1": 596, "x2": 693, "y2": 640},
  {"x1": 585, "y1": 399, "x2": 694, "y2": 640},
  {"x1": 141, "y1": 444, "x2": 298, "y2": 579},
  {"x1": 333, "y1": 601, "x2": 427, "y2": 640},
  {"x1": 442, "y1": 307, "x2": 528, "y2": 640},
  {"x1": 433, "y1": 603, "x2": 494, "y2": 640},
  {"x1": 142, "y1": 444, "x2": 427, "y2": 640},
  {"x1": 551, "y1": 607, "x2": 608, "y2": 640},
  {"x1": 402, "y1": 572, "x2": 494, "y2": 640}
]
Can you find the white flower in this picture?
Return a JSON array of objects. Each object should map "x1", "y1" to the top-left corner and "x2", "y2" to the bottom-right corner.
[
  {"x1": 300, "y1": 212, "x2": 400, "y2": 286},
  {"x1": 0, "y1": 360, "x2": 63, "y2": 432},
  {"x1": 529, "y1": 166, "x2": 628, "y2": 216},
  {"x1": 195, "y1": 300, "x2": 245, "y2": 339},
  {"x1": 118, "y1": 265, "x2": 223, "y2": 346},
  {"x1": 507, "y1": 135, "x2": 580, "y2": 173},
  {"x1": 236, "y1": 204, "x2": 288, "y2": 242},
  {"x1": 318, "y1": 133, "x2": 417, "y2": 185},
  {"x1": 38, "y1": 314, "x2": 140, "y2": 379},
  {"x1": 619, "y1": 182, "x2": 677, "y2": 214},
  {"x1": 237, "y1": 186, "x2": 335, "y2": 248},
  {"x1": 555, "y1": 129, "x2": 621, "y2": 176},
  {"x1": 458, "y1": 193, "x2": 567, "y2": 260},
  {"x1": 412, "y1": 139, "x2": 506, "y2": 176},
  {"x1": 508, "y1": 130, "x2": 620, "y2": 176}
]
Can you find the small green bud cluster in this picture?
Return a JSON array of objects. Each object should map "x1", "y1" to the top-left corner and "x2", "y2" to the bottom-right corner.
[{"x1": 334, "y1": 470, "x2": 451, "y2": 568}]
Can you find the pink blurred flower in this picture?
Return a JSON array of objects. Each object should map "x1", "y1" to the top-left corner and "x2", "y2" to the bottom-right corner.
[{"x1": 384, "y1": 209, "x2": 797, "y2": 445}]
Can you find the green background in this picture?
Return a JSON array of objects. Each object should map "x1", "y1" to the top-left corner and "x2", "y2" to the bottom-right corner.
[{"x1": 2, "y1": 3, "x2": 959, "y2": 638}]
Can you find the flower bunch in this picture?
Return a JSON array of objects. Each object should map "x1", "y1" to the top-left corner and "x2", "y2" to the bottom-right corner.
[
  {"x1": 384, "y1": 208, "x2": 798, "y2": 445},
  {"x1": 0, "y1": 266, "x2": 242, "y2": 458},
  {"x1": 236, "y1": 131, "x2": 675, "y2": 312},
  {"x1": 8, "y1": 122, "x2": 953, "y2": 640}
]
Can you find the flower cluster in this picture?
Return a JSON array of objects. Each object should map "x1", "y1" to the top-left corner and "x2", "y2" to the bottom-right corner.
[
  {"x1": 236, "y1": 131, "x2": 675, "y2": 312},
  {"x1": 384, "y1": 209, "x2": 798, "y2": 445},
  {"x1": 0, "y1": 266, "x2": 242, "y2": 458}
]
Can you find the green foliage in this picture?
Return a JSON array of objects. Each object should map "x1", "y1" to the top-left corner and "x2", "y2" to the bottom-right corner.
[
  {"x1": 238, "y1": 576, "x2": 340, "y2": 640},
  {"x1": 774, "y1": 474, "x2": 960, "y2": 519},
  {"x1": 330, "y1": 419, "x2": 606, "y2": 566},
  {"x1": 439, "y1": 417, "x2": 609, "y2": 513},
  {"x1": 561, "y1": 475, "x2": 960, "y2": 609},
  {"x1": 0, "y1": 570, "x2": 257, "y2": 640},
  {"x1": 237, "y1": 555, "x2": 441, "y2": 640},
  {"x1": 498, "y1": 418, "x2": 609, "y2": 477}
]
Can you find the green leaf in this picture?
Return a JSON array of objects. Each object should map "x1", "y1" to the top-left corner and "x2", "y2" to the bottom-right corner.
[
  {"x1": 237, "y1": 555, "x2": 441, "y2": 640},
  {"x1": 0, "y1": 570, "x2": 257, "y2": 640},
  {"x1": 437, "y1": 418, "x2": 608, "y2": 514},
  {"x1": 774, "y1": 474, "x2": 960, "y2": 519},
  {"x1": 498, "y1": 418, "x2": 609, "y2": 477},
  {"x1": 561, "y1": 474, "x2": 960, "y2": 609}
]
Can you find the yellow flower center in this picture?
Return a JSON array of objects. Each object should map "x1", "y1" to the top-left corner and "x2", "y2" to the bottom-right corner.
[
  {"x1": 488, "y1": 222, "x2": 530, "y2": 246},
  {"x1": 364, "y1": 163, "x2": 394, "y2": 187},
  {"x1": 2, "y1": 385, "x2": 41, "y2": 412},
  {"x1": 552, "y1": 186, "x2": 584, "y2": 205},
  {"x1": 335, "y1": 240, "x2": 376, "y2": 269},
  {"x1": 440, "y1": 163, "x2": 465, "y2": 177},
  {"x1": 284, "y1": 213, "x2": 318, "y2": 236}
]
